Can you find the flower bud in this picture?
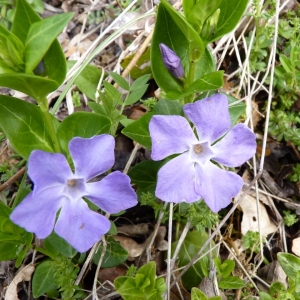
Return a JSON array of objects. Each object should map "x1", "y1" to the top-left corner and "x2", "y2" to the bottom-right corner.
[{"x1": 159, "y1": 43, "x2": 184, "y2": 79}]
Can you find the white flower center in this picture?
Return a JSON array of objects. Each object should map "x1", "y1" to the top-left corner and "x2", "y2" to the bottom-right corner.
[
  {"x1": 190, "y1": 141, "x2": 214, "y2": 164},
  {"x1": 65, "y1": 178, "x2": 87, "y2": 200}
]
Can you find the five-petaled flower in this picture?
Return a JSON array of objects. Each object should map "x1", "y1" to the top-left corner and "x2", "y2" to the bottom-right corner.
[
  {"x1": 10, "y1": 135, "x2": 137, "y2": 252},
  {"x1": 159, "y1": 43, "x2": 185, "y2": 80},
  {"x1": 149, "y1": 94, "x2": 256, "y2": 213}
]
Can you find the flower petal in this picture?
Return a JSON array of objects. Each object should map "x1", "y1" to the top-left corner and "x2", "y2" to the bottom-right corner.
[
  {"x1": 10, "y1": 187, "x2": 64, "y2": 238},
  {"x1": 149, "y1": 115, "x2": 198, "y2": 161},
  {"x1": 28, "y1": 150, "x2": 72, "y2": 191},
  {"x1": 184, "y1": 94, "x2": 231, "y2": 143},
  {"x1": 155, "y1": 152, "x2": 200, "y2": 203},
  {"x1": 69, "y1": 135, "x2": 115, "y2": 181},
  {"x1": 86, "y1": 171, "x2": 137, "y2": 213},
  {"x1": 55, "y1": 198, "x2": 111, "y2": 252},
  {"x1": 194, "y1": 162, "x2": 244, "y2": 213},
  {"x1": 212, "y1": 123, "x2": 256, "y2": 167}
]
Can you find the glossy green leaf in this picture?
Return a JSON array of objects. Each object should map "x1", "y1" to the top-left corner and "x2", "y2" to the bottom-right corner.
[
  {"x1": 68, "y1": 62, "x2": 103, "y2": 101},
  {"x1": 153, "y1": 98, "x2": 183, "y2": 115},
  {"x1": 151, "y1": 0, "x2": 204, "y2": 94},
  {"x1": 0, "y1": 241, "x2": 21, "y2": 260},
  {"x1": 206, "y1": 0, "x2": 249, "y2": 43},
  {"x1": 227, "y1": 94, "x2": 246, "y2": 126},
  {"x1": 0, "y1": 24, "x2": 24, "y2": 72},
  {"x1": 172, "y1": 230, "x2": 213, "y2": 290},
  {"x1": 57, "y1": 112, "x2": 111, "y2": 157},
  {"x1": 195, "y1": 47, "x2": 216, "y2": 79},
  {"x1": 191, "y1": 288, "x2": 208, "y2": 300},
  {"x1": 166, "y1": 71, "x2": 223, "y2": 100},
  {"x1": 122, "y1": 112, "x2": 153, "y2": 149},
  {"x1": 0, "y1": 73, "x2": 58, "y2": 101},
  {"x1": 12, "y1": 0, "x2": 66, "y2": 86},
  {"x1": 15, "y1": 232, "x2": 34, "y2": 268},
  {"x1": 25, "y1": 12, "x2": 73, "y2": 73},
  {"x1": 218, "y1": 276, "x2": 246, "y2": 289},
  {"x1": 93, "y1": 237, "x2": 128, "y2": 268},
  {"x1": 278, "y1": 252, "x2": 300, "y2": 282},
  {"x1": 45, "y1": 232, "x2": 77, "y2": 258},
  {"x1": 0, "y1": 95, "x2": 55, "y2": 159},
  {"x1": 128, "y1": 160, "x2": 162, "y2": 199},
  {"x1": 32, "y1": 260, "x2": 59, "y2": 298},
  {"x1": 12, "y1": 0, "x2": 40, "y2": 43},
  {"x1": 184, "y1": 0, "x2": 222, "y2": 34}
]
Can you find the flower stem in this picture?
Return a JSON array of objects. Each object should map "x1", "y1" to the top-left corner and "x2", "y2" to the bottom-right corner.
[
  {"x1": 34, "y1": 245, "x2": 57, "y2": 260},
  {"x1": 39, "y1": 99, "x2": 61, "y2": 153}
]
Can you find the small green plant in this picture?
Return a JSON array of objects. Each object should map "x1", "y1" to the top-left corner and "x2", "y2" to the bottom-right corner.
[
  {"x1": 283, "y1": 210, "x2": 298, "y2": 227},
  {"x1": 114, "y1": 261, "x2": 166, "y2": 300}
]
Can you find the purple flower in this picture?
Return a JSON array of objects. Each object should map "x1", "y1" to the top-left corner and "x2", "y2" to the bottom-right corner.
[
  {"x1": 159, "y1": 43, "x2": 185, "y2": 79},
  {"x1": 149, "y1": 94, "x2": 256, "y2": 213},
  {"x1": 10, "y1": 135, "x2": 137, "y2": 252}
]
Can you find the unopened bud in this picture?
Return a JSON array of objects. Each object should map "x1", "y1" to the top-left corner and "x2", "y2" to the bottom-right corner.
[{"x1": 159, "y1": 43, "x2": 185, "y2": 79}]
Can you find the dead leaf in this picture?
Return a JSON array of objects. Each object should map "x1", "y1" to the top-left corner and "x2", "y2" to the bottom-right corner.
[
  {"x1": 237, "y1": 192, "x2": 277, "y2": 237},
  {"x1": 5, "y1": 264, "x2": 35, "y2": 300}
]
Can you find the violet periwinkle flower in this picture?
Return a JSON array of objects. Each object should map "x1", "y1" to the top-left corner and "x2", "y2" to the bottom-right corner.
[
  {"x1": 149, "y1": 94, "x2": 256, "y2": 213},
  {"x1": 159, "y1": 43, "x2": 185, "y2": 79},
  {"x1": 10, "y1": 135, "x2": 137, "y2": 252}
]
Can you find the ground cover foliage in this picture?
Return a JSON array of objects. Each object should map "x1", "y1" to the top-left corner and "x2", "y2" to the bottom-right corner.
[{"x1": 0, "y1": 0, "x2": 300, "y2": 299}]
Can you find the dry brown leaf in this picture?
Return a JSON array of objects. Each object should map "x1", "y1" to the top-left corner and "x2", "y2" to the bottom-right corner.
[
  {"x1": 237, "y1": 192, "x2": 277, "y2": 237},
  {"x1": 257, "y1": 261, "x2": 287, "y2": 288},
  {"x1": 5, "y1": 264, "x2": 35, "y2": 300}
]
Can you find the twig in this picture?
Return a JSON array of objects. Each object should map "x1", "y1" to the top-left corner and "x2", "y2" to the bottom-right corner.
[{"x1": 0, "y1": 166, "x2": 26, "y2": 192}]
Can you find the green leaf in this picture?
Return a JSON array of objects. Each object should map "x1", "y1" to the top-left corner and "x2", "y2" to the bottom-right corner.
[
  {"x1": 278, "y1": 252, "x2": 300, "y2": 281},
  {"x1": 280, "y1": 54, "x2": 293, "y2": 73},
  {"x1": 110, "y1": 72, "x2": 130, "y2": 91},
  {"x1": 25, "y1": 12, "x2": 73, "y2": 73},
  {"x1": 128, "y1": 160, "x2": 162, "y2": 199},
  {"x1": 153, "y1": 98, "x2": 183, "y2": 115},
  {"x1": 137, "y1": 261, "x2": 156, "y2": 293},
  {"x1": 0, "y1": 95, "x2": 55, "y2": 159},
  {"x1": 206, "y1": 0, "x2": 249, "y2": 43},
  {"x1": 151, "y1": 0, "x2": 204, "y2": 94},
  {"x1": 15, "y1": 232, "x2": 33, "y2": 267},
  {"x1": 12, "y1": 0, "x2": 41, "y2": 44},
  {"x1": 214, "y1": 258, "x2": 235, "y2": 278},
  {"x1": 227, "y1": 94, "x2": 246, "y2": 126},
  {"x1": 191, "y1": 287, "x2": 208, "y2": 300},
  {"x1": 0, "y1": 24, "x2": 24, "y2": 72},
  {"x1": 44, "y1": 232, "x2": 77, "y2": 258},
  {"x1": 125, "y1": 84, "x2": 149, "y2": 105},
  {"x1": 130, "y1": 74, "x2": 151, "y2": 91},
  {"x1": 93, "y1": 237, "x2": 128, "y2": 268},
  {"x1": 32, "y1": 260, "x2": 59, "y2": 298},
  {"x1": 172, "y1": 230, "x2": 213, "y2": 290},
  {"x1": 184, "y1": 0, "x2": 222, "y2": 34},
  {"x1": 166, "y1": 71, "x2": 223, "y2": 100},
  {"x1": 0, "y1": 241, "x2": 22, "y2": 260},
  {"x1": 0, "y1": 73, "x2": 58, "y2": 101},
  {"x1": 57, "y1": 112, "x2": 111, "y2": 158},
  {"x1": 258, "y1": 292, "x2": 273, "y2": 300},
  {"x1": 114, "y1": 277, "x2": 145, "y2": 300},
  {"x1": 68, "y1": 61, "x2": 103, "y2": 101},
  {"x1": 12, "y1": 0, "x2": 66, "y2": 86},
  {"x1": 218, "y1": 276, "x2": 246, "y2": 289},
  {"x1": 122, "y1": 112, "x2": 153, "y2": 149}
]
